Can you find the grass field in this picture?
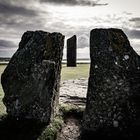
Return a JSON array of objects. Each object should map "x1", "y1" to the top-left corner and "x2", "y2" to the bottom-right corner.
[{"x1": 61, "y1": 64, "x2": 90, "y2": 81}]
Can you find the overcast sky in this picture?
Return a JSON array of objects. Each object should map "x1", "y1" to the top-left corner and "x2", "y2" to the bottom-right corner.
[{"x1": 0, "y1": 0, "x2": 140, "y2": 58}]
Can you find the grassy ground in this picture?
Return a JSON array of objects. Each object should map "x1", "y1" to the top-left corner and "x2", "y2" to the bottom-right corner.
[{"x1": 61, "y1": 64, "x2": 90, "y2": 81}]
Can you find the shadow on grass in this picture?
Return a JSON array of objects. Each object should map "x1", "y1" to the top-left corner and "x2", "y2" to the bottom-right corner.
[{"x1": 0, "y1": 115, "x2": 47, "y2": 140}]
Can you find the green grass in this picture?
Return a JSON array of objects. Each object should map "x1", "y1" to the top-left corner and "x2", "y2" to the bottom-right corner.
[
  {"x1": 61, "y1": 64, "x2": 90, "y2": 81},
  {"x1": 59, "y1": 103, "x2": 85, "y2": 119},
  {"x1": 38, "y1": 116, "x2": 64, "y2": 140}
]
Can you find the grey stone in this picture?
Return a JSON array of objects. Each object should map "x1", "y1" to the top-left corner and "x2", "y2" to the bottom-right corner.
[
  {"x1": 82, "y1": 28, "x2": 140, "y2": 137},
  {"x1": 67, "y1": 35, "x2": 77, "y2": 67},
  {"x1": 1, "y1": 31, "x2": 64, "y2": 123}
]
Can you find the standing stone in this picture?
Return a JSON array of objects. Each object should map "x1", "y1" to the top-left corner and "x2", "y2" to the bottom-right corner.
[
  {"x1": 1, "y1": 31, "x2": 64, "y2": 123},
  {"x1": 67, "y1": 35, "x2": 77, "y2": 67},
  {"x1": 82, "y1": 28, "x2": 140, "y2": 137}
]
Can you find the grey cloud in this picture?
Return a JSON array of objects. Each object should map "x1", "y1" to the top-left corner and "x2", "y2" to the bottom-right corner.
[
  {"x1": 41, "y1": 0, "x2": 78, "y2": 5},
  {"x1": 0, "y1": 0, "x2": 46, "y2": 40},
  {"x1": 0, "y1": 15, "x2": 45, "y2": 42},
  {"x1": 0, "y1": 49, "x2": 16, "y2": 57},
  {"x1": 0, "y1": 39, "x2": 17, "y2": 49},
  {"x1": 123, "y1": 11, "x2": 132, "y2": 15},
  {"x1": 129, "y1": 17, "x2": 140, "y2": 22},
  {"x1": 40, "y1": 0, "x2": 108, "y2": 6},
  {"x1": 129, "y1": 17, "x2": 140, "y2": 28},
  {"x1": 0, "y1": 0, "x2": 42, "y2": 31},
  {"x1": 131, "y1": 42, "x2": 140, "y2": 55},
  {"x1": 124, "y1": 28, "x2": 140, "y2": 39},
  {"x1": 0, "y1": 1, "x2": 37, "y2": 17},
  {"x1": 78, "y1": 35, "x2": 89, "y2": 48},
  {"x1": 0, "y1": 39, "x2": 17, "y2": 57}
]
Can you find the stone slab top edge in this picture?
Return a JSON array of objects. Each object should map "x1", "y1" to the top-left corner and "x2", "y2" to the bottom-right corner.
[
  {"x1": 90, "y1": 28, "x2": 140, "y2": 57},
  {"x1": 20, "y1": 30, "x2": 65, "y2": 44},
  {"x1": 67, "y1": 35, "x2": 77, "y2": 41},
  {"x1": 90, "y1": 28, "x2": 124, "y2": 32},
  {"x1": 23, "y1": 30, "x2": 65, "y2": 36}
]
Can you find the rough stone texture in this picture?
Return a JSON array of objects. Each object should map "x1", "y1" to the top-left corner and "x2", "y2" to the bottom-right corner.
[
  {"x1": 60, "y1": 78, "x2": 87, "y2": 106},
  {"x1": 67, "y1": 35, "x2": 77, "y2": 67},
  {"x1": 1, "y1": 31, "x2": 64, "y2": 123},
  {"x1": 82, "y1": 28, "x2": 140, "y2": 137}
]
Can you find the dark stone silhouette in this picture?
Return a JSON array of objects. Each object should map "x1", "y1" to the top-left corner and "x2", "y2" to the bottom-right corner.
[
  {"x1": 82, "y1": 28, "x2": 140, "y2": 138},
  {"x1": 67, "y1": 35, "x2": 77, "y2": 67},
  {"x1": 1, "y1": 31, "x2": 64, "y2": 123}
]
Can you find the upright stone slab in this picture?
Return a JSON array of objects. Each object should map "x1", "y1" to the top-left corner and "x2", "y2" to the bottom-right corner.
[
  {"x1": 1, "y1": 31, "x2": 64, "y2": 123},
  {"x1": 67, "y1": 35, "x2": 77, "y2": 67},
  {"x1": 83, "y1": 28, "x2": 140, "y2": 137}
]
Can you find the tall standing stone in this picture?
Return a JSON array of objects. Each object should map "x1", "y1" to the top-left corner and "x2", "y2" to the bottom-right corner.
[
  {"x1": 1, "y1": 31, "x2": 64, "y2": 123},
  {"x1": 67, "y1": 35, "x2": 77, "y2": 67},
  {"x1": 82, "y1": 28, "x2": 140, "y2": 137}
]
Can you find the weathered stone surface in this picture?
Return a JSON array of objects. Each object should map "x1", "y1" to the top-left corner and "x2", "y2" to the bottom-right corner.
[
  {"x1": 82, "y1": 28, "x2": 140, "y2": 137},
  {"x1": 1, "y1": 31, "x2": 64, "y2": 123},
  {"x1": 67, "y1": 35, "x2": 77, "y2": 67}
]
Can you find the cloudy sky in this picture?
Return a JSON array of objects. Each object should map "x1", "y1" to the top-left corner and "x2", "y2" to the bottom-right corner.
[{"x1": 0, "y1": 0, "x2": 140, "y2": 58}]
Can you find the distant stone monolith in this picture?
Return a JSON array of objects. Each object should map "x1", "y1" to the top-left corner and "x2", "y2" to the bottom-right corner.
[
  {"x1": 1, "y1": 31, "x2": 64, "y2": 123},
  {"x1": 67, "y1": 35, "x2": 77, "y2": 67},
  {"x1": 82, "y1": 28, "x2": 140, "y2": 138}
]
